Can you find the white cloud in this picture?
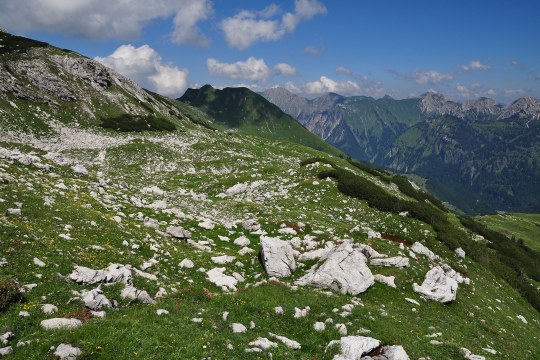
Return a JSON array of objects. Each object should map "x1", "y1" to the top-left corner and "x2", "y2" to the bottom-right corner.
[
  {"x1": 274, "y1": 63, "x2": 298, "y2": 76},
  {"x1": 335, "y1": 66, "x2": 353, "y2": 75},
  {"x1": 207, "y1": 57, "x2": 270, "y2": 82},
  {"x1": 95, "y1": 44, "x2": 188, "y2": 97},
  {"x1": 486, "y1": 89, "x2": 496, "y2": 96},
  {"x1": 0, "y1": 0, "x2": 210, "y2": 44},
  {"x1": 412, "y1": 70, "x2": 453, "y2": 84},
  {"x1": 303, "y1": 76, "x2": 360, "y2": 95},
  {"x1": 456, "y1": 84, "x2": 471, "y2": 97},
  {"x1": 221, "y1": 0, "x2": 326, "y2": 50},
  {"x1": 171, "y1": 0, "x2": 212, "y2": 46},
  {"x1": 284, "y1": 81, "x2": 302, "y2": 93},
  {"x1": 504, "y1": 89, "x2": 526, "y2": 96},
  {"x1": 304, "y1": 46, "x2": 322, "y2": 56},
  {"x1": 461, "y1": 60, "x2": 491, "y2": 71}
]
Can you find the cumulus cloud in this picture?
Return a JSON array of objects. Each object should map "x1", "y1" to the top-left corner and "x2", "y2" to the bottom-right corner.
[
  {"x1": 456, "y1": 84, "x2": 471, "y2": 97},
  {"x1": 274, "y1": 63, "x2": 298, "y2": 76},
  {"x1": 0, "y1": 0, "x2": 210, "y2": 44},
  {"x1": 486, "y1": 89, "x2": 496, "y2": 96},
  {"x1": 335, "y1": 66, "x2": 353, "y2": 75},
  {"x1": 221, "y1": 0, "x2": 326, "y2": 50},
  {"x1": 95, "y1": 44, "x2": 188, "y2": 97},
  {"x1": 207, "y1": 57, "x2": 270, "y2": 82},
  {"x1": 304, "y1": 46, "x2": 323, "y2": 56},
  {"x1": 507, "y1": 60, "x2": 526, "y2": 69},
  {"x1": 303, "y1": 76, "x2": 360, "y2": 95},
  {"x1": 460, "y1": 60, "x2": 491, "y2": 71},
  {"x1": 171, "y1": 0, "x2": 213, "y2": 46},
  {"x1": 412, "y1": 70, "x2": 453, "y2": 84}
]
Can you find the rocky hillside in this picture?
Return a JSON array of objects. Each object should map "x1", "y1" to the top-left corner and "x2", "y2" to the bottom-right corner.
[
  {"x1": 1, "y1": 33, "x2": 540, "y2": 359},
  {"x1": 261, "y1": 88, "x2": 540, "y2": 214}
]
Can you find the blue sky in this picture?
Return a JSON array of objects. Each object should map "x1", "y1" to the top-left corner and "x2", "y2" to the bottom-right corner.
[{"x1": 1, "y1": 0, "x2": 539, "y2": 102}]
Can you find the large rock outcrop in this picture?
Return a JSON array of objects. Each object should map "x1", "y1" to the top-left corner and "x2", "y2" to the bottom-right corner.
[
  {"x1": 413, "y1": 266, "x2": 458, "y2": 303},
  {"x1": 296, "y1": 241, "x2": 374, "y2": 295},
  {"x1": 260, "y1": 236, "x2": 296, "y2": 277}
]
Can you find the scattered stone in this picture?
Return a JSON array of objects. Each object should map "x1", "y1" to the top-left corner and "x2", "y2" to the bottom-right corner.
[
  {"x1": 7, "y1": 208, "x2": 21, "y2": 216},
  {"x1": 314, "y1": 322, "x2": 326, "y2": 331},
  {"x1": 238, "y1": 247, "x2": 256, "y2": 256},
  {"x1": 294, "y1": 306, "x2": 310, "y2": 318},
  {"x1": 326, "y1": 336, "x2": 380, "y2": 359},
  {"x1": 120, "y1": 286, "x2": 156, "y2": 305},
  {"x1": 268, "y1": 332, "x2": 301, "y2": 349},
  {"x1": 365, "y1": 345, "x2": 410, "y2": 360},
  {"x1": 70, "y1": 264, "x2": 132, "y2": 286},
  {"x1": 242, "y1": 219, "x2": 261, "y2": 232},
  {"x1": 335, "y1": 323, "x2": 347, "y2": 335},
  {"x1": 198, "y1": 219, "x2": 215, "y2": 230},
  {"x1": 225, "y1": 183, "x2": 249, "y2": 196},
  {"x1": 517, "y1": 315, "x2": 527, "y2": 324},
  {"x1": 231, "y1": 323, "x2": 247, "y2": 333},
  {"x1": 91, "y1": 311, "x2": 106, "y2": 318},
  {"x1": 296, "y1": 241, "x2": 374, "y2": 295},
  {"x1": 404, "y1": 298, "x2": 420, "y2": 306},
  {"x1": 41, "y1": 318, "x2": 82, "y2": 330},
  {"x1": 370, "y1": 256, "x2": 409, "y2": 268},
  {"x1": 460, "y1": 347, "x2": 486, "y2": 360},
  {"x1": 410, "y1": 242, "x2": 438, "y2": 262},
  {"x1": 81, "y1": 287, "x2": 112, "y2": 310},
  {"x1": 233, "y1": 236, "x2": 251, "y2": 247},
  {"x1": 211, "y1": 255, "x2": 236, "y2": 265},
  {"x1": 19, "y1": 311, "x2": 30, "y2": 317},
  {"x1": 274, "y1": 306, "x2": 284, "y2": 315},
  {"x1": 54, "y1": 343, "x2": 82, "y2": 359},
  {"x1": 71, "y1": 164, "x2": 88, "y2": 176},
  {"x1": 179, "y1": 259, "x2": 194, "y2": 269},
  {"x1": 206, "y1": 268, "x2": 238, "y2": 292},
  {"x1": 0, "y1": 332, "x2": 13, "y2": 345},
  {"x1": 413, "y1": 266, "x2": 458, "y2": 303},
  {"x1": 374, "y1": 274, "x2": 396, "y2": 288},
  {"x1": 455, "y1": 248, "x2": 466, "y2": 258},
  {"x1": 260, "y1": 236, "x2": 296, "y2": 277},
  {"x1": 166, "y1": 226, "x2": 192, "y2": 240},
  {"x1": 0, "y1": 347, "x2": 12, "y2": 356},
  {"x1": 192, "y1": 318, "x2": 203, "y2": 323},
  {"x1": 41, "y1": 304, "x2": 58, "y2": 314},
  {"x1": 248, "y1": 337, "x2": 277, "y2": 350},
  {"x1": 33, "y1": 257, "x2": 46, "y2": 267}
]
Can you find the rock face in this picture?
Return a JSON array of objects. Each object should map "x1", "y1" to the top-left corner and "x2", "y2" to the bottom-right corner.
[
  {"x1": 327, "y1": 336, "x2": 380, "y2": 359},
  {"x1": 54, "y1": 343, "x2": 82, "y2": 360},
  {"x1": 69, "y1": 264, "x2": 132, "y2": 285},
  {"x1": 296, "y1": 241, "x2": 374, "y2": 295},
  {"x1": 413, "y1": 266, "x2": 458, "y2": 303},
  {"x1": 41, "y1": 318, "x2": 82, "y2": 330},
  {"x1": 260, "y1": 236, "x2": 296, "y2": 277}
]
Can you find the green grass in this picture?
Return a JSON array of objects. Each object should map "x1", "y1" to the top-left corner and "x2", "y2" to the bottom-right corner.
[{"x1": 475, "y1": 213, "x2": 540, "y2": 252}]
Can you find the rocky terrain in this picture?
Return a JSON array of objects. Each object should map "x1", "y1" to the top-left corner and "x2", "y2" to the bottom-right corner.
[
  {"x1": 261, "y1": 88, "x2": 540, "y2": 214},
  {"x1": 1, "y1": 32, "x2": 539, "y2": 359}
]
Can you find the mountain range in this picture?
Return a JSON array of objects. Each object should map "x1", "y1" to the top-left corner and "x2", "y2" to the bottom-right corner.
[{"x1": 261, "y1": 88, "x2": 540, "y2": 214}]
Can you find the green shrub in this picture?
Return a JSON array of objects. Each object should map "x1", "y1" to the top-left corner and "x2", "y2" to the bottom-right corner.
[{"x1": 0, "y1": 277, "x2": 22, "y2": 311}]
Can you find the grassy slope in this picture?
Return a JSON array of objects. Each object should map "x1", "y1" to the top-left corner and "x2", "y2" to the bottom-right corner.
[
  {"x1": 179, "y1": 85, "x2": 343, "y2": 157},
  {"x1": 476, "y1": 213, "x2": 540, "y2": 252},
  {"x1": 1, "y1": 122, "x2": 539, "y2": 359}
]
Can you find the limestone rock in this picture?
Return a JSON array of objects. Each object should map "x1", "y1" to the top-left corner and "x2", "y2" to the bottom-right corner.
[
  {"x1": 455, "y1": 247, "x2": 466, "y2": 258},
  {"x1": 54, "y1": 343, "x2": 82, "y2": 360},
  {"x1": 249, "y1": 337, "x2": 278, "y2": 350},
  {"x1": 410, "y1": 242, "x2": 438, "y2": 262},
  {"x1": 120, "y1": 286, "x2": 156, "y2": 305},
  {"x1": 460, "y1": 347, "x2": 486, "y2": 360},
  {"x1": 41, "y1": 318, "x2": 82, "y2": 330},
  {"x1": 268, "y1": 332, "x2": 301, "y2": 349},
  {"x1": 206, "y1": 268, "x2": 238, "y2": 291},
  {"x1": 166, "y1": 226, "x2": 192, "y2": 240},
  {"x1": 296, "y1": 241, "x2": 374, "y2": 295},
  {"x1": 413, "y1": 266, "x2": 458, "y2": 303},
  {"x1": 260, "y1": 236, "x2": 296, "y2": 277},
  {"x1": 231, "y1": 323, "x2": 247, "y2": 333},
  {"x1": 69, "y1": 264, "x2": 132, "y2": 286},
  {"x1": 179, "y1": 259, "x2": 194, "y2": 269},
  {"x1": 81, "y1": 288, "x2": 112, "y2": 310},
  {"x1": 41, "y1": 304, "x2": 58, "y2": 314},
  {"x1": 0, "y1": 347, "x2": 12, "y2": 356},
  {"x1": 326, "y1": 336, "x2": 380, "y2": 359},
  {"x1": 362, "y1": 345, "x2": 410, "y2": 360},
  {"x1": 374, "y1": 274, "x2": 396, "y2": 288}
]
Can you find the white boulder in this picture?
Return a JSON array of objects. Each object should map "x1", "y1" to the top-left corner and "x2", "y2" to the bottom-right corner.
[
  {"x1": 410, "y1": 242, "x2": 438, "y2": 262},
  {"x1": 296, "y1": 241, "x2": 374, "y2": 295},
  {"x1": 41, "y1": 318, "x2": 82, "y2": 330},
  {"x1": 413, "y1": 266, "x2": 458, "y2": 303},
  {"x1": 370, "y1": 256, "x2": 409, "y2": 268},
  {"x1": 70, "y1": 264, "x2": 132, "y2": 286},
  {"x1": 374, "y1": 274, "x2": 396, "y2": 288},
  {"x1": 120, "y1": 286, "x2": 156, "y2": 305},
  {"x1": 326, "y1": 336, "x2": 380, "y2": 359},
  {"x1": 206, "y1": 268, "x2": 238, "y2": 292},
  {"x1": 81, "y1": 287, "x2": 112, "y2": 310},
  {"x1": 260, "y1": 236, "x2": 296, "y2": 277},
  {"x1": 54, "y1": 343, "x2": 82, "y2": 359}
]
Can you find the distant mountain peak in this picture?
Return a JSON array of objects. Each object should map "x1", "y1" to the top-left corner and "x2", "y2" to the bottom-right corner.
[{"x1": 499, "y1": 96, "x2": 540, "y2": 120}]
